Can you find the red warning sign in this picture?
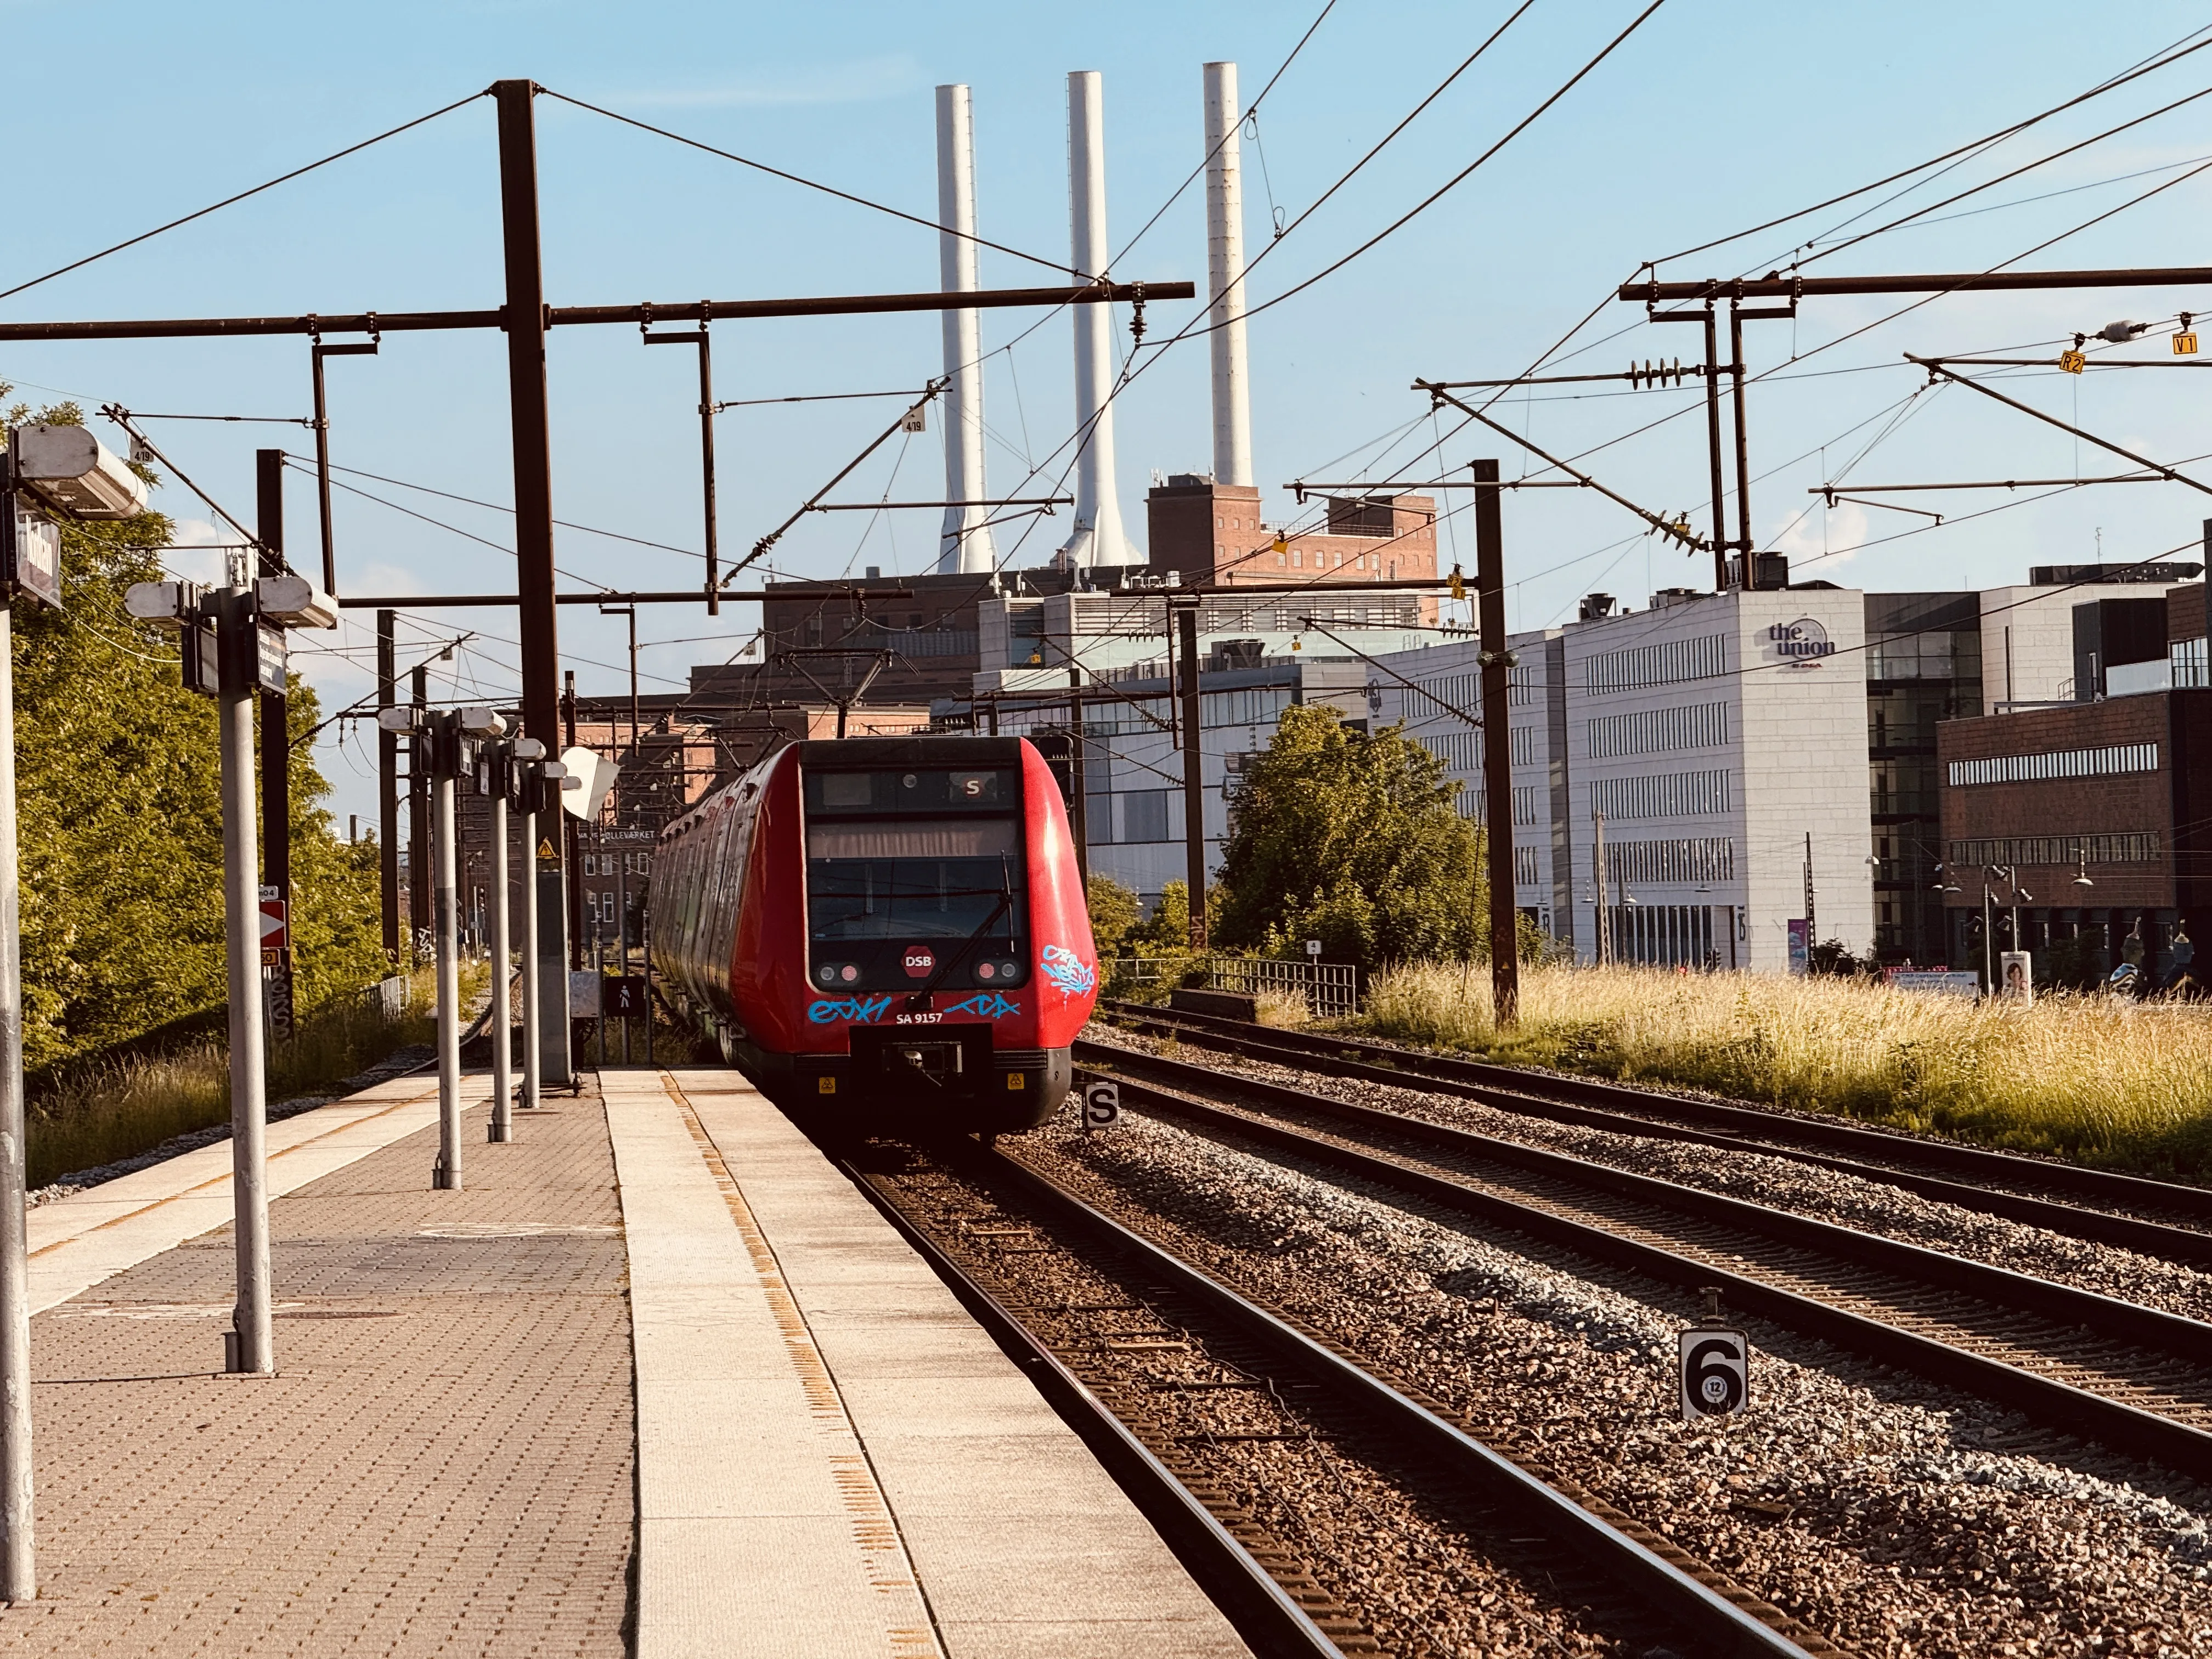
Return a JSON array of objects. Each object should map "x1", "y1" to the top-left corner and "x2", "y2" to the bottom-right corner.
[{"x1": 258, "y1": 885, "x2": 289, "y2": 953}]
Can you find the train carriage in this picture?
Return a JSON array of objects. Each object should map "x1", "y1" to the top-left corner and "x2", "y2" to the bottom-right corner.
[{"x1": 653, "y1": 735, "x2": 1098, "y2": 1131}]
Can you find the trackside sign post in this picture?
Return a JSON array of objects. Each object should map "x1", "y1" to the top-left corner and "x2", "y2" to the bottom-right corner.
[
  {"x1": 1680, "y1": 1286, "x2": 1750, "y2": 1421},
  {"x1": 1081, "y1": 1078, "x2": 1120, "y2": 1130}
]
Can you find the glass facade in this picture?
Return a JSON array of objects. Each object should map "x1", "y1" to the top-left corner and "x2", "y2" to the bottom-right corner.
[{"x1": 1865, "y1": 595, "x2": 1984, "y2": 965}]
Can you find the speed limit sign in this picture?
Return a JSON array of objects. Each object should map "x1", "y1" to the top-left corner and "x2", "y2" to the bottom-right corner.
[
  {"x1": 1679, "y1": 1327, "x2": 1750, "y2": 1420},
  {"x1": 1081, "y1": 1079, "x2": 1120, "y2": 1129}
]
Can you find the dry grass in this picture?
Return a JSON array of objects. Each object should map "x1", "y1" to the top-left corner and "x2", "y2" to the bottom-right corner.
[
  {"x1": 28, "y1": 968, "x2": 453, "y2": 1190},
  {"x1": 1252, "y1": 986, "x2": 1313, "y2": 1030},
  {"x1": 1360, "y1": 963, "x2": 2212, "y2": 1179}
]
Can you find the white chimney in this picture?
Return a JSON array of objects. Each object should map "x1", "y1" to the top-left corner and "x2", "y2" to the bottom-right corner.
[
  {"x1": 935, "y1": 84, "x2": 997, "y2": 574},
  {"x1": 1203, "y1": 61, "x2": 1254, "y2": 489},
  {"x1": 1060, "y1": 70, "x2": 1138, "y2": 568}
]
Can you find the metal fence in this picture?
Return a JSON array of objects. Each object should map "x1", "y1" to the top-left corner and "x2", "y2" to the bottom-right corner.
[{"x1": 1106, "y1": 956, "x2": 1361, "y2": 1019}]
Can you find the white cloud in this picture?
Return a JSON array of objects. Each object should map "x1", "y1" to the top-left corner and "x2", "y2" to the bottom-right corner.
[{"x1": 1774, "y1": 496, "x2": 1872, "y2": 573}]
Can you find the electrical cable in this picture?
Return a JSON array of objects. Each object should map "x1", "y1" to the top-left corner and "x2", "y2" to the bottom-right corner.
[
  {"x1": 539, "y1": 88, "x2": 1080, "y2": 280},
  {"x1": 1792, "y1": 80, "x2": 2212, "y2": 272},
  {"x1": 0, "y1": 91, "x2": 490, "y2": 304},
  {"x1": 1649, "y1": 25, "x2": 2212, "y2": 269}
]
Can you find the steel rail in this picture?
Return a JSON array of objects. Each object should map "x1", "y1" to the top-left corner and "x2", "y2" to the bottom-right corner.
[
  {"x1": 839, "y1": 1156, "x2": 1343, "y2": 1659},
  {"x1": 1096, "y1": 1000, "x2": 2212, "y2": 1257},
  {"x1": 947, "y1": 1146, "x2": 1822, "y2": 1658},
  {"x1": 1080, "y1": 1048, "x2": 2212, "y2": 1482}
]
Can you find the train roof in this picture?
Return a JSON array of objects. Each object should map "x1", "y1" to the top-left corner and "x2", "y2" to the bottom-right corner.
[{"x1": 792, "y1": 735, "x2": 1026, "y2": 769}]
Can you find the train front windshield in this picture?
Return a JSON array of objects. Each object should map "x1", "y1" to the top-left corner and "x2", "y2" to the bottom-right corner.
[{"x1": 802, "y1": 766, "x2": 1029, "y2": 994}]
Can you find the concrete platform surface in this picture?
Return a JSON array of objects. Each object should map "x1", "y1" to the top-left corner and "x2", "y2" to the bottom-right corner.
[
  {"x1": 5, "y1": 1081, "x2": 631, "y2": 1656},
  {"x1": 1, "y1": 1062, "x2": 1250, "y2": 1658},
  {"x1": 618, "y1": 1068, "x2": 1250, "y2": 1659}
]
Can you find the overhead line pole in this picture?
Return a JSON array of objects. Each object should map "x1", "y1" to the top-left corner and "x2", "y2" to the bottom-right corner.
[
  {"x1": 1472, "y1": 461, "x2": 1517, "y2": 1029},
  {"x1": 494, "y1": 78, "x2": 573, "y2": 1091},
  {"x1": 376, "y1": 611, "x2": 400, "y2": 963},
  {"x1": 1176, "y1": 603, "x2": 1207, "y2": 952}
]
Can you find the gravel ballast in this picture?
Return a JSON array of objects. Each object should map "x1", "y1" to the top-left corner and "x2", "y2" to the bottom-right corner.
[
  {"x1": 1088, "y1": 1026, "x2": 2212, "y2": 1328},
  {"x1": 1030, "y1": 1097, "x2": 2212, "y2": 1658}
]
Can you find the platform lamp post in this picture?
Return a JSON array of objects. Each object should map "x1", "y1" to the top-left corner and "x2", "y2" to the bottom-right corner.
[
  {"x1": 0, "y1": 425, "x2": 102, "y2": 1602},
  {"x1": 123, "y1": 569, "x2": 338, "y2": 1380}
]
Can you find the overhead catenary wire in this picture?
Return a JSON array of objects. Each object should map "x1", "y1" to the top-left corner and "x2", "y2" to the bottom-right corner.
[
  {"x1": 0, "y1": 91, "x2": 490, "y2": 304},
  {"x1": 539, "y1": 88, "x2": 1082, "y2": 281}
]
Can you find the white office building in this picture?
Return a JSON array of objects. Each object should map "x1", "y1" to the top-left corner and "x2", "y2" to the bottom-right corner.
[{"x1": 1375, "y1": 585, "x2": 1875, "y2": 972}]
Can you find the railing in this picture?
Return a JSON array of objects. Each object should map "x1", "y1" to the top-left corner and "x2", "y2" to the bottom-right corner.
[{"x1": 1107, "y1": 955, "x2": 1361, "y2": 1019}]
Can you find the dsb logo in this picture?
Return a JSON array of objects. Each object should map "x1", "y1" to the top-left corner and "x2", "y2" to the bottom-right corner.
[{"x1": 902, "y1": 946, "x2": 936, "y2": 978}]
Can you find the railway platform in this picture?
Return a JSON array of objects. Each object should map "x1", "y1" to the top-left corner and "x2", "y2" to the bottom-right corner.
[{"x1": 2, "y1": 1061, "x2": 1248, "y2": 1658}]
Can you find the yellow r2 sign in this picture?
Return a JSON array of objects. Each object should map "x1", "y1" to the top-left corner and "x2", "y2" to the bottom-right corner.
[{"x1": 2059, "y1": 349, "x2": 2087, "y2": 374}]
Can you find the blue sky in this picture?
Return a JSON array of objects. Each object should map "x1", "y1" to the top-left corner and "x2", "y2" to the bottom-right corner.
[{"x1": 6, "y1": 1, "x2": 2212, "y2": 827}]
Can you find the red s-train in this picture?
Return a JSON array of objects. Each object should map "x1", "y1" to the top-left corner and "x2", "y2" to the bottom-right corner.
[{"x1": 651, "y1": 735, "x2": 1099, "y2": 1130}]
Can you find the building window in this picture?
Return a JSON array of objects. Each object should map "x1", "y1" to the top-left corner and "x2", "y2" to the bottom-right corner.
[
  {"x1": 2173, "y1": 636, "x2": 2208, "y2": 688},
  {"x1": 1583, "y1": 633, "x2": 1727, "y2": 695},
  {"x1": 1121, "y1": 792, "x2": 1171, "y2": 844},
  {"x1": 1600, "y1": 836, "x2": 1735, "y2": 885},
  {"x1": 1587, "y1": 702, "x2": 1730, "y2": 759},
  {"x1": 1946, "y1": 743, "x2": 2159, "y2": 787},
  {"x1": 1949, "y1": 833, "x2": 2160, "y2": 866},
  {"x1": 1589, "y1": 769, "x2": 1731, "y2": 820}
]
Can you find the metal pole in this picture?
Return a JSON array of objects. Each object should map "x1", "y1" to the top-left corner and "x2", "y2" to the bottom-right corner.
[
  {"x1": 1702, "y1": 306, "x2": 1728, "y2": 591},
  {"x1": 698, "y1": 329, "x2": 719, "y2": 613},
  {"x1": 642, "y1": 894, "x2": 654, "y2": 1070},
  {"x1": 255, "y1": 454, "x2": 289, "y2": 908},
  {"x1": 520, "y1": 774, "x2": 543, "y2": 1112},
  {"x1": 1729, "y1": 302, "x2": 1753, "y2": 567},
  {"x1": 1593, "y1": 809, "x2": 1609, "y2": 967},
  {"x1": 432, "y1": 715, "x2": 461, "y2": 1189},
  {"x1": 409, "y1": 664, "x2": 430, "y2": 961},
  {"x1": 0, "y1": 598, "x2": 35, "y2": 1600},
  {"x1": 494, "y1": 77, "x2": 572, "y2": 1090},
  {"x1": 1473, "y1": 460, "x2": 1518, "y2": 1029},
  {"x1": 1177, "y1": 604, "x2": 1207, "y2": 951},
  {"x1": 1067, "y1": 669, "x2": 1089, "y2": 888},
  {"x1": 311, "y1": 351, "x2": 335, "y2": 597},
  {"x1": 1983, "y1": 881, "x2": 1995, "y2": 994},
  {"x1": 488, "y1": 764, "x2": 512, "y2": 1143},
  {"x1": 1804, "y1": 831, "x2": 1817, "y2": 946},
  {"x1": 376, "y1": 610, "x2": 399, "y2": 962},
  {"x1": 614, "y1": 822, "x2": 630, "y2": 1066},
  {"x1": 218, "y1": 589, "x2": 274, "y2": 1374}
]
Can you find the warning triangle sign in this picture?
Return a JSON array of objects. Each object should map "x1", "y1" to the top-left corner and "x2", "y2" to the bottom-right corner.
[{"x1": 537, "y1": 839, "x2": 556, "y2": 859}]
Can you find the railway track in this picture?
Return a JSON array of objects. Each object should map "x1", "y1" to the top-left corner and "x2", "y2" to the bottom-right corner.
[
  {"x1": 843, "y1": 1133, "x2": 1835, "y2": 1659},
  {"x1": 1096, "y1": 998, "x2": 2212, "y2": 1268},
  {"x1": 1074, "y1": 1039, "x2": 2212, "y2": 1485}
]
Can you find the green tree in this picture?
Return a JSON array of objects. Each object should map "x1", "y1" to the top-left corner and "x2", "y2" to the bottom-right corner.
[
  {"x1": 1214, "y1": 704, "x2": 1485, "y2": 972},
  {"x1": 1085, "y1": 873, "x2": 1141, "y2": 959},
  {"x1": 4, "y1": 398, "x2": 384, "y2": 1074}
]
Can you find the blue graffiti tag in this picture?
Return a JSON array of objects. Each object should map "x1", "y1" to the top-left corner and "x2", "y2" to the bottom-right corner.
[
  {"x1": 942, "y1": 992, "x2": 1021, "y2": 1020},
  {"x1": 808, "y1": 995, "x2": 894, "y2": 1025},
  {"x1": 1038, "y1": 944, "x2": 1096, "y2": 996}
]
